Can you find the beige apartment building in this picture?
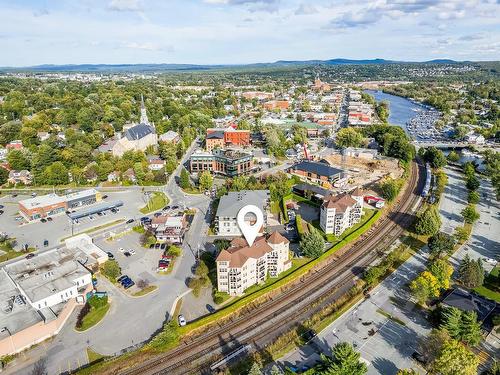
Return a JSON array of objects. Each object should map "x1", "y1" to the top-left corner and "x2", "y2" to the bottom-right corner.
[
  {"x1": 320, "y1": 188, "x2": 364, "y2": 236},
  {"x1": 216, "y1": 231, "x2": 291, "y2": 296}
]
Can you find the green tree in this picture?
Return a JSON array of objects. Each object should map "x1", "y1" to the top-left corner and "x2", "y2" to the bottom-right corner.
[
  {"x1": 460, "y1": 310, "x2": 482, "y2": 346},
  {"x1": 447, "y1": 150, "x2": 460, "y2": 163},
  {"x1": 299, "y1": 229, "x2": 325, "y2": 258},
  {"x1": 422, "y1": 147, "x2": 447, "y2": 168},
  {"x1": 269, "y1": 365, "x2": 282, "y2": 375},
  {"x1": 379, "y1": 178, "x2": 402, "y2": 201},
  {"x1": 247, "y1": 361, "x2": 261, "y2": 375},
  {"x1": 179, "y1": 168, "x2": 191, "y2": 189},
  {"x1": 454, "y1": 226, "x2": 470, "y2": 244},
  {"x1": 410, "y1": 271, "x2": 441, "y2": 305},
  {"x1": 440, "y1": 307, "x2": 463, "y2": 338},
  {"x1": 199, "y1": 171, "x2": 213, "y2": 191},
  {"x1": 316, "y1": 342, "x2": 367, "y2": 375},
  {"x1": 397, "y1": 370, "x2": 419, "y2": 375},
  {"x1": 429, "y1": 259, "x2": 453, "y2": 290},
  {"x1": 466, "y1": 176, "x2": 480, "y2": 191},
  {"x1": 420, "y1": 329, "x2": 450, "y2": 364},
  {"x1": 428, "y1": 232, "x2": 455, "y2": 258},
  {"x1": 431, "y1": 339, "x2": 479, "y2": 375},
  {"x1": 467, "y1": 190, "x2": 480, "y2": 204},
  {"x1": 335, "y1": 128, "x2": 363, "y2": 148},
  {"x1": 167, "y1": 245, "x2": 182, "y2": 257},
  {"x1": 0, "y1": 167, "x2": 8, "y2": 185},
  {"x1": 43, "y1": 161, "x2": 69, "y2": 185},
  {"x1": 458, "y1": 255, "x2": 484, "y2": 288},
  {"x1": 461, "y1": 205, "x2": 480, "y2": 224},
  {"x1": 463, "y1": 161, "x2": 476, "y2": 178},
  {"x1": 101, "y1": 260, "x2": 121, "y2": 281},
  {"x1": 414, "y1": 205, "x2": 441, "y2": 236},
  {"x1": 7, "y1": 149, "x2": 31, "y2": 170}
]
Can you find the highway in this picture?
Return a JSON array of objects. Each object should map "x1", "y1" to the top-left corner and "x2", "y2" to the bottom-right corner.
[{"x1": 95, "y1": 161, "x2": 423, "y2": 375}]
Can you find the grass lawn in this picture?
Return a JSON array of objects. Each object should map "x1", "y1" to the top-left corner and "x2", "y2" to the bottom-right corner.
[
  {"x1": 376, "y1": 308, "x2": 406, "y2": 326},
  {"x1": 474, "y1": 266, "x2": 500, "y2": 302},
  {"x1": 132, "y1": 285, "x2": 158, "y2": 296},
  {"x1": 140, "y1": 192, "x2": 169, "y2": 214},
  {"x1": 76, "y1": 304, "x2": 110, "y2": 332},
  {"x1": 86, "y1": 347, "x2": 106, "y2": 363}
]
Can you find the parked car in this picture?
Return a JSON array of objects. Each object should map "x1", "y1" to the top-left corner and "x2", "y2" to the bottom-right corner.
[
  {"x1": 97, "y1": 212, "x2": 103, "y2": 216},
  {"x1": 178, "y1": 315, "x2": 186, "y2": 326},
  {"x1": 154, "y1": 243, "x2": 161, "y2": 249},
  {"x1": 149, "y1": 244, "x2": 156, "y2": 249},
  {"x1": 117, "y1": 275, "x2": 128, "y2": 283},
  {"x1": 102, "y1": 195, "x2": 108, "y2": 199},
  {"x1": 25, "y1": 253, "x2": 36, "y2": 259},
  {"x1": 40, "y1": 218, "x2": 47, "y2": 223},
  {"x1": 412, "y1": 351, "x2": 426, "y2": 365},
  {"x1": 107, "y1": 252, "x2": 114, "y2": 259},
  {"x1": 160, "y1": 244, "x2": 166, "y2": 250},
  {"x1": 171, "y1": 205, "x2": 179, "y2": 210},
  {"x1": 0, "y1": 210, "x2": 4, "y2": 215},
  {"x1": 206, "y1": 304, "x2": 215, "y2": 313},
  {"x1": 129, "y1": 249, "x2": 136, "y2": 255},
  {"x1": 119, "y1": 247, "x2": 125, "y2": 252},
  {"x1": 163, "y1": 205, "x2": 171, "y2": 210},
  {"x1": 154, "y1": 212, "x2": 162, "y2": 217},
  {"x1": 43, "y1": 240, "x2": 49, "y2": 247},
  {"x1": 126, "y1": 219, "x2": 134, "y2": 224},
  {"x1": 124, "y1": 251, "x2": 131, "y2": 257},
  {"x1": 11, "y1": 194, "x2": 18, "y2": 197},
  {"x1": 140, "y1": 216, "x2": 149, "y2": 222},
  {"x1": 47, "y1": 217, "x2": 53, "y2": 221}
]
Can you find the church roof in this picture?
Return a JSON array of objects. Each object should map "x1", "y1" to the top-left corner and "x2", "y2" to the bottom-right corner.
[{"x1": 124, "y1": 124, "x2": 154, "y2": 141}]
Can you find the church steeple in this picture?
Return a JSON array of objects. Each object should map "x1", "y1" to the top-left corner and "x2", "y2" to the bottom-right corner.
[{"x1": 140, "y1": 94, "x2": 150, "y2": 126}]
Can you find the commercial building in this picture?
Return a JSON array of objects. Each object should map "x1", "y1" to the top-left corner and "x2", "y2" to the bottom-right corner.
[
  {"x1": 263, "y1": 100, "x2": 290, "y2": 111},
  {"x1": 215, "y1": 190, "x2": 269, "y2": 236},
  {"x1": 0, "y1": 238, "x2": 106, "y2": 357},
  {"x1": 19, "y1": 189, "x2": 101, "y2": 221},
  {"x1": 216, "y1": 232, "x2": 292, "y2": 296},
  {"x1": 288, "y1": 161, "x2": 343, "y2": 184},
  {"x1": 150, "y1": 214, "x2": 187, "y2": 244},
  {"x1": 189, "y1": 149, "x2": 254, "y2": 177},
  {"x1": 320, "y1": 189, "x2": 364, "y2": 236}
]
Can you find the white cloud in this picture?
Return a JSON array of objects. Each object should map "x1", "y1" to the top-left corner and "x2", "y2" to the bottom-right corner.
[{"x1": 108, "y1": 0, "x2": 142, "y2": 12}]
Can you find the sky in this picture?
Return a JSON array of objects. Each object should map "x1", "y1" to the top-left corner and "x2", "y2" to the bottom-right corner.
[{"x1": 0, "y1": 0, "x2": 499, "y2": 66}]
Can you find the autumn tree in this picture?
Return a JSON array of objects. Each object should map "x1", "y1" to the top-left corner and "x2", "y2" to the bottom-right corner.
[
  {"x1": 335, "y1": 127, "x2": 363, "y2": 148},
  {"x1": 431, "y1": 339, "x2": 479, "y2": 375},
  {"x1": 410, "y1": 271, "x2": 440, "y2": 305}
]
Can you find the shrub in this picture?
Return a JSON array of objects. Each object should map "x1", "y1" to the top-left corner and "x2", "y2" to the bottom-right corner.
[
  {"x1": 101, "y1": 260, "x2": 121, "y2": 281},
  {"x1": 167, "y1": 245, "x2": 182, "y2": 257},
  {"x1": 76, "y1": 303, "x2": 91, "y2": 328}
]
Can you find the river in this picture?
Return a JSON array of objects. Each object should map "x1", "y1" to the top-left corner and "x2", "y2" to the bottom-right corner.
[{"x1": 364, "y1": 89, "x2": 428, "y2": 132}]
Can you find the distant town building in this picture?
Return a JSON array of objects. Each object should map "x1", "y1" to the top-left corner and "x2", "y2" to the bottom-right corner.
[
  {"x1": 205, "y1": 127, "x2": 250, "y2": 151},
  {"x1": 263, "y1": 100, "x2": 290, "y2": 111},
  {"x1": 320, "y1": 189, "x2": 364, "y2": 236},
  {"x1": 215, "y1": 190, "x2": 269, "y2": 236},
  {"x1": 241, "y1": 91, "x2": 274, "y2": 100},
  {"x1": 159, "y1": 130, "x2": 180, "y2": 144},
  {"x1": 216, "y1": 232, "x2": 291, "y2": 296},
  {"x1": 313, "y1": 77, "x2": 331, "y2": 92},
  {"x1": 147, "y1": 156, "x2": 166, "y2": 171},
  {"x1": 5, "y1": 140, "x2": 23, "y2": 151},
  {"x1": 189, "y1": 149, "x2": 254, "y2": 177}
]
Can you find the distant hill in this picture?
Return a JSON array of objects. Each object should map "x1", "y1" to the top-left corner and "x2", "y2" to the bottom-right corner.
[{"x1": 0, "y1": 58, "x2": 469, "y2": 73}]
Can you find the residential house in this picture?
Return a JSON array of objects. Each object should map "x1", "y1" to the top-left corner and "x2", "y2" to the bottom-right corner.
[
  {"x1": 159, "y1": 130, "x2": 180, "y2": 144},
  {"x1": 147, "y1": 156, "x2": 166, "y2": 171},
  {"x1": 8, "y1": 170, "x2": 33, "y2": 185},
  {"x1": 6, "y1": 140, "x2": 23, "y2": 151}
]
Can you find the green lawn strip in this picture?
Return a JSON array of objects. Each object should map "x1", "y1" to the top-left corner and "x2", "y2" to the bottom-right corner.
[
  {"x1": 474, "y1": 265, "x2": 500, "y2": 302},
  {"x1": 376, "y1": 308, "x2": 407, "y2": 326},
  {"x1": 76, "y1": 304, "x2": 110, "y2": 332},
  {"x1": 86, "y1": 347, "x2": 106, "y2": 364},
  {"x1": 60, "y1": 219, "x2": 125, "y2": 242},
  {"x1": 473, "y1": 286, "x2": 500, "y2": 303},
  {"x1": 140, "y1": 192, "x2": 169, "y2": 214},
  {"x1": 132, "y1": 285, "x2": 158, "y2": 297}
]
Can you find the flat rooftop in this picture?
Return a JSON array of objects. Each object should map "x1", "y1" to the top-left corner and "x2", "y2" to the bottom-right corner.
[
  {"x1": 216, "y1": 190, "x2": 269, "y2": 218},
  {"x1": 0, "y1": 269, "x2": 43, "y2": 337},
  {"x1": 64, "y1": 188, "x2": 98, "y2": 202},
  {"x1": 4, "y1": 248, "x2": 91, "y2": 305},
  {"x1": 19, "y1": 194, "x2": 65, "y2": 209},
  {"x1": 68, "y1": 200, "x2": 123, "y2": 220}
]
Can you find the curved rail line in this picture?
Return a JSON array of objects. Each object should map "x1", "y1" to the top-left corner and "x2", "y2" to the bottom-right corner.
[{"x1": 119, "y1": 161, "x2": 423, "y2": 375}]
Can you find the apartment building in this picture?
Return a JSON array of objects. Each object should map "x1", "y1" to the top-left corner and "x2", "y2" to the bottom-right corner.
[
  {"x1": 215, "y1": 190, "x2": 269, "y2": 236},
  {"x1": 216, "y1": 231, "x2": 292, "y2": 296},
  {"x1": 320, "y1": 189, "x2": 364, "y2": 236},
  {"x1": 205, "y1": 127, "x2": 250, "y2": 151}
]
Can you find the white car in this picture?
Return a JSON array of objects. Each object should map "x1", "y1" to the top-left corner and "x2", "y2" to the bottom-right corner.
[
  {"x1": 119, "y1": 247, "x2": 125, "y2": 252},
  {"x1": 129, "y1": 249, "x2": 136, "y2": 255},
  {"x1": 484, "y1": 258, "x2": 497, "y2": 265},
  {"x1": 178, "y1": 314, "x2": 186, "y2": 326}
]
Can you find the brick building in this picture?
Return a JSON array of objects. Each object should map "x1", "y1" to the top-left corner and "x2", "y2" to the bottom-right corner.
[{"x1": 189, "y1": 149, "x2": 254, "y2": 177}]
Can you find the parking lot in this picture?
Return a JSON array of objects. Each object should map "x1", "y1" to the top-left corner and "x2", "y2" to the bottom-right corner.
[
  {"x1": 0, "y1": 189, "x2": 147, "y2": 251},
  {"x1": 95, "y1": 231, "x2": 168, "y2": 291}
]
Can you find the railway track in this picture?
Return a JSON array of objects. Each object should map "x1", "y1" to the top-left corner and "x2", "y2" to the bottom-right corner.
[{"x1": 119, "y1": 161, "x2": 423, "y2": 375}]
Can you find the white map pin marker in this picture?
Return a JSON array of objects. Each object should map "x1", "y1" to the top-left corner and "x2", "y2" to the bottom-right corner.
[{"x1": 237, "y1": 204, "x2": 264, "y2": 247}]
